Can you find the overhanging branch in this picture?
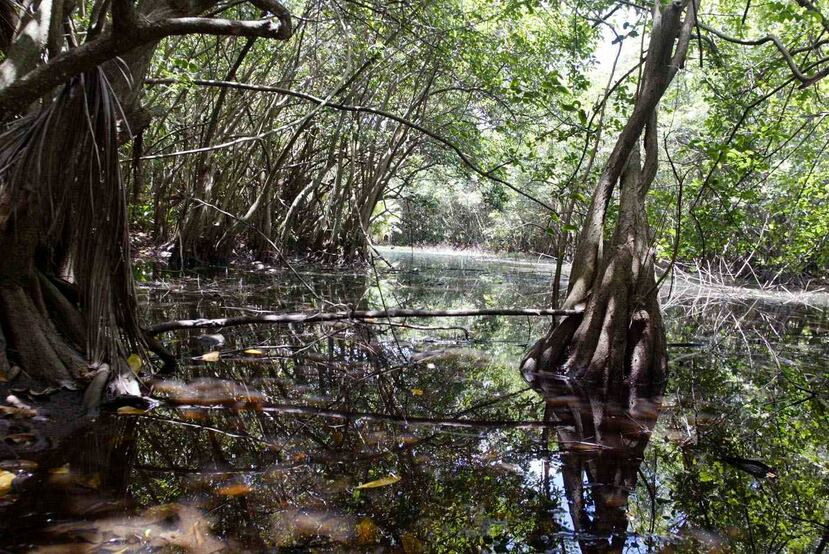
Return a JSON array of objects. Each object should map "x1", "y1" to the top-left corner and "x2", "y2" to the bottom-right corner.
[
  {"x1": 699, "y1": 21, "x2": 829, "y2": 88},
  {"x1": 144, "y1": 78, "x2": 558, "y2": 213},
  {"x1": 0, "y1": 2, "x2": 292, "y2": 117}
]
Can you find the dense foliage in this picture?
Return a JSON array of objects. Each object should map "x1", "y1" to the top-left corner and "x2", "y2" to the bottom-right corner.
[{"x1": 114, "y1": 0, "x2": 829, "y2": 279}]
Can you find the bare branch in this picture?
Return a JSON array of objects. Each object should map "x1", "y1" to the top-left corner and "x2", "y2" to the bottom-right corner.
[
  {"x1": 143, "y1": 78, "x2": 557, "y2": 213},
  {"x1": 698, "y1": 20, "x2": 829, "y2": 88},
  {"x1": 147, "y1": 307, "x2": 583, "y2": 336}
]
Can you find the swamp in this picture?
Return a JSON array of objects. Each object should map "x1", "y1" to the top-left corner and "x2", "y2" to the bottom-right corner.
[{"x1": 0, "y1": 0, "x2": 827, "y2": 552}]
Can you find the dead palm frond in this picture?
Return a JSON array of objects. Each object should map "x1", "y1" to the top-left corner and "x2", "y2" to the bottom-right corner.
[{"x1": 0, "y1": 66, "x2": 143, "y2": 371}]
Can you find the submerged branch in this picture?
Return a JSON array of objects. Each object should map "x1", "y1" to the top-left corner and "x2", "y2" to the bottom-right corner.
[
  {"x1": 160, "y1": 402, "x2": 565, "y2": 430},
  {"x1": 147, "y1": 307, "x2": 582, "y2": 335}
]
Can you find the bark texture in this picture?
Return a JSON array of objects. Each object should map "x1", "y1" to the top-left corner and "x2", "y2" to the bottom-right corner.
[
  {"x1": 521, "y1": 0, "x2": 696, "y2": 393},
  {"x1": 0, "y1": 0, "x2": 292, "y2": 396}
]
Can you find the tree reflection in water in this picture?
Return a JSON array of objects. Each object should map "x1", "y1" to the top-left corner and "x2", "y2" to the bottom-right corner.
[
  {"x1": 530, "y1": 376, "x2": 662, "y2": 553},
  {"x1": 1, "y1": 252, "x2": 826, "y2": 552}
]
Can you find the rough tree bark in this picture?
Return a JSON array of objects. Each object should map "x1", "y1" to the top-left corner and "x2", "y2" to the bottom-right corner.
[{"x1": 521, "y1": 0, "x2": 696, "y2": 395}]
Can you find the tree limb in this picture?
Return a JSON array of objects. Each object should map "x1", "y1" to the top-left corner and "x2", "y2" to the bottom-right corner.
[
  {"x1": 147, "y1": 307, "x2": 583, "y2": 335},
  {"x1": 143, "y1": 78, "x2": 558, "y2": 213},
  {"x1": 698, "y1": 20, "x2": 829, "y2": 88},
  {"x1": 0, "y1": 2, "x2": 293, "y2": 116}
]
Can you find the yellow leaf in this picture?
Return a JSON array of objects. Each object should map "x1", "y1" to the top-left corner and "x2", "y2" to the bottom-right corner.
[
  {"x1": 410, "y1": 388, "x2": 424, "y2": 396},
  {"x1": 217, "y1": 483, "x2": 252, "y2": 496},
  {"x1": 355, "y1": 517, "x2": 379, "y2": 545},
  {"x1": 402, "y1": 533, "x2": 424, "y2": 554},
  {"x1": 355, "y1": 474, "x2": 400, "y2": 489},
  {"x1": 50, "y1": 464, "x2": 70, "y2": 475},
  {"x1": 0, "y1": 405, "x2": 36, "y2": 418},
  {"x1": 117, "y1": 406, "x2": 147, "y2": 415},
  {"x1": 127, "y1": 354, "x2": 142, "y2": 374},
  {"x1": 0, "y1": 470, "x2": 14, "y2": 496},
  {"x1": 243, "y1": 349, "x2": 265, "y2": 356},
  {"x1": 84, "y1": 473, "x2": 102, "y2": 489},
  {"x1": 199, "y1": 351, "x2": 221, "y2": 362}
]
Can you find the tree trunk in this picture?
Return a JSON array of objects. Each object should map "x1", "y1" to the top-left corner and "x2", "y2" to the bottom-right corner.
[
  {"x1": 0, "y1": 217, "x2": 87, "y2": 387},
  {"x1": 521, "y1": 0, "x2": 695, "y2": 393},
  {"x1": 0, "y1": 69, "x2": 143, "y2": 396},
  {"x1": 0, "y1": 0, "x2": 293, "y2": 400}
]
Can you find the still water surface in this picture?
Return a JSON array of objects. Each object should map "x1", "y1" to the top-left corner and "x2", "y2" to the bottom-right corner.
[{"x1": 1, "y1": 248, "x2": 827, "y2": 552}]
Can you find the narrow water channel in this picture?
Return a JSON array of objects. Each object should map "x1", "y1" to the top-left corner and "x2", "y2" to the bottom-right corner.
[{"x1": 1, "y1": 249, "x2": 826, "y2": 552}]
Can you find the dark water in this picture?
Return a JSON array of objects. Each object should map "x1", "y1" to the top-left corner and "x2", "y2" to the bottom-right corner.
[{"x1": 1, "y1": 249, "x2": 827, "y2": 552}]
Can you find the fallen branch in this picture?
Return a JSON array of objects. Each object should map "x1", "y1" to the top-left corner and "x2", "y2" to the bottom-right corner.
[
  {"x1": 147, "y1": 307, "x2": 582, "y2": 336},
  {"x1": 157, "y1": 402, "x2": 565, "y2": 430}
]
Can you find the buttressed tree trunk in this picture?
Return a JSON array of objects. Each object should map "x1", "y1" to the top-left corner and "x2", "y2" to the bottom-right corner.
[
  {"x1": 521, "y1": 0, "x2": 696, "y2": 395},
  {"x1": 0, "y1": 0, "x2": 292, "y2": 403}
]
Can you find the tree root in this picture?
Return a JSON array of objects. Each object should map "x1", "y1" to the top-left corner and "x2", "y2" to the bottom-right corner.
[
  {"x1": 0, "y1": 281, "x2": 87, "y2": 388},
  {"x1": 0, "y1": 321, "x2": 10, "y2": 375}
]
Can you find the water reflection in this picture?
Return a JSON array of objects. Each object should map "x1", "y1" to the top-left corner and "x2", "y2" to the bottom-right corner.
[
  {"x1": 1, "y1": 249, "x2": 827, "y2": 552},
  {"x1": 532, "y1": 377, "x2": 662, "y2": 552}
]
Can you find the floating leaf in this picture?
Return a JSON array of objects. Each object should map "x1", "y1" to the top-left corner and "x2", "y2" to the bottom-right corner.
[
  {"x1": 127, "y1": 354, "x2": 142, "y2": 374},
  {"x1": 355, "y1": 517, "x2": 379, "y2": 545},
  {"x1": 0, "y1": 405, "x2": 36, "y2": 418},
  {"x1": 0, "y1": 470, "x2": 14, "y2": 496},
  {"x1": 410, "y1": 388, "x2": 424, "y2": 397},
  {"x1": 198, "y1": 351, "x2": 221, "y2": 362},
  {"x1": 50, "y1": 464, "x2": 70, "y2": 475},
  {"x1": 217, "y1": 483, "x2": 252, "y2": 496},
  {"x1": 355, "y1": 474, "x2": 400, "y2": 489},
  {"x1": 117, "y1": 406, "x2": 147, "y2": 415},
  {"x1": 3, "y1": 433, "x2": 36, "y2": 445},
  {"x1": 243, "y1": 349, "x2": 265, "y2": 356}
]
